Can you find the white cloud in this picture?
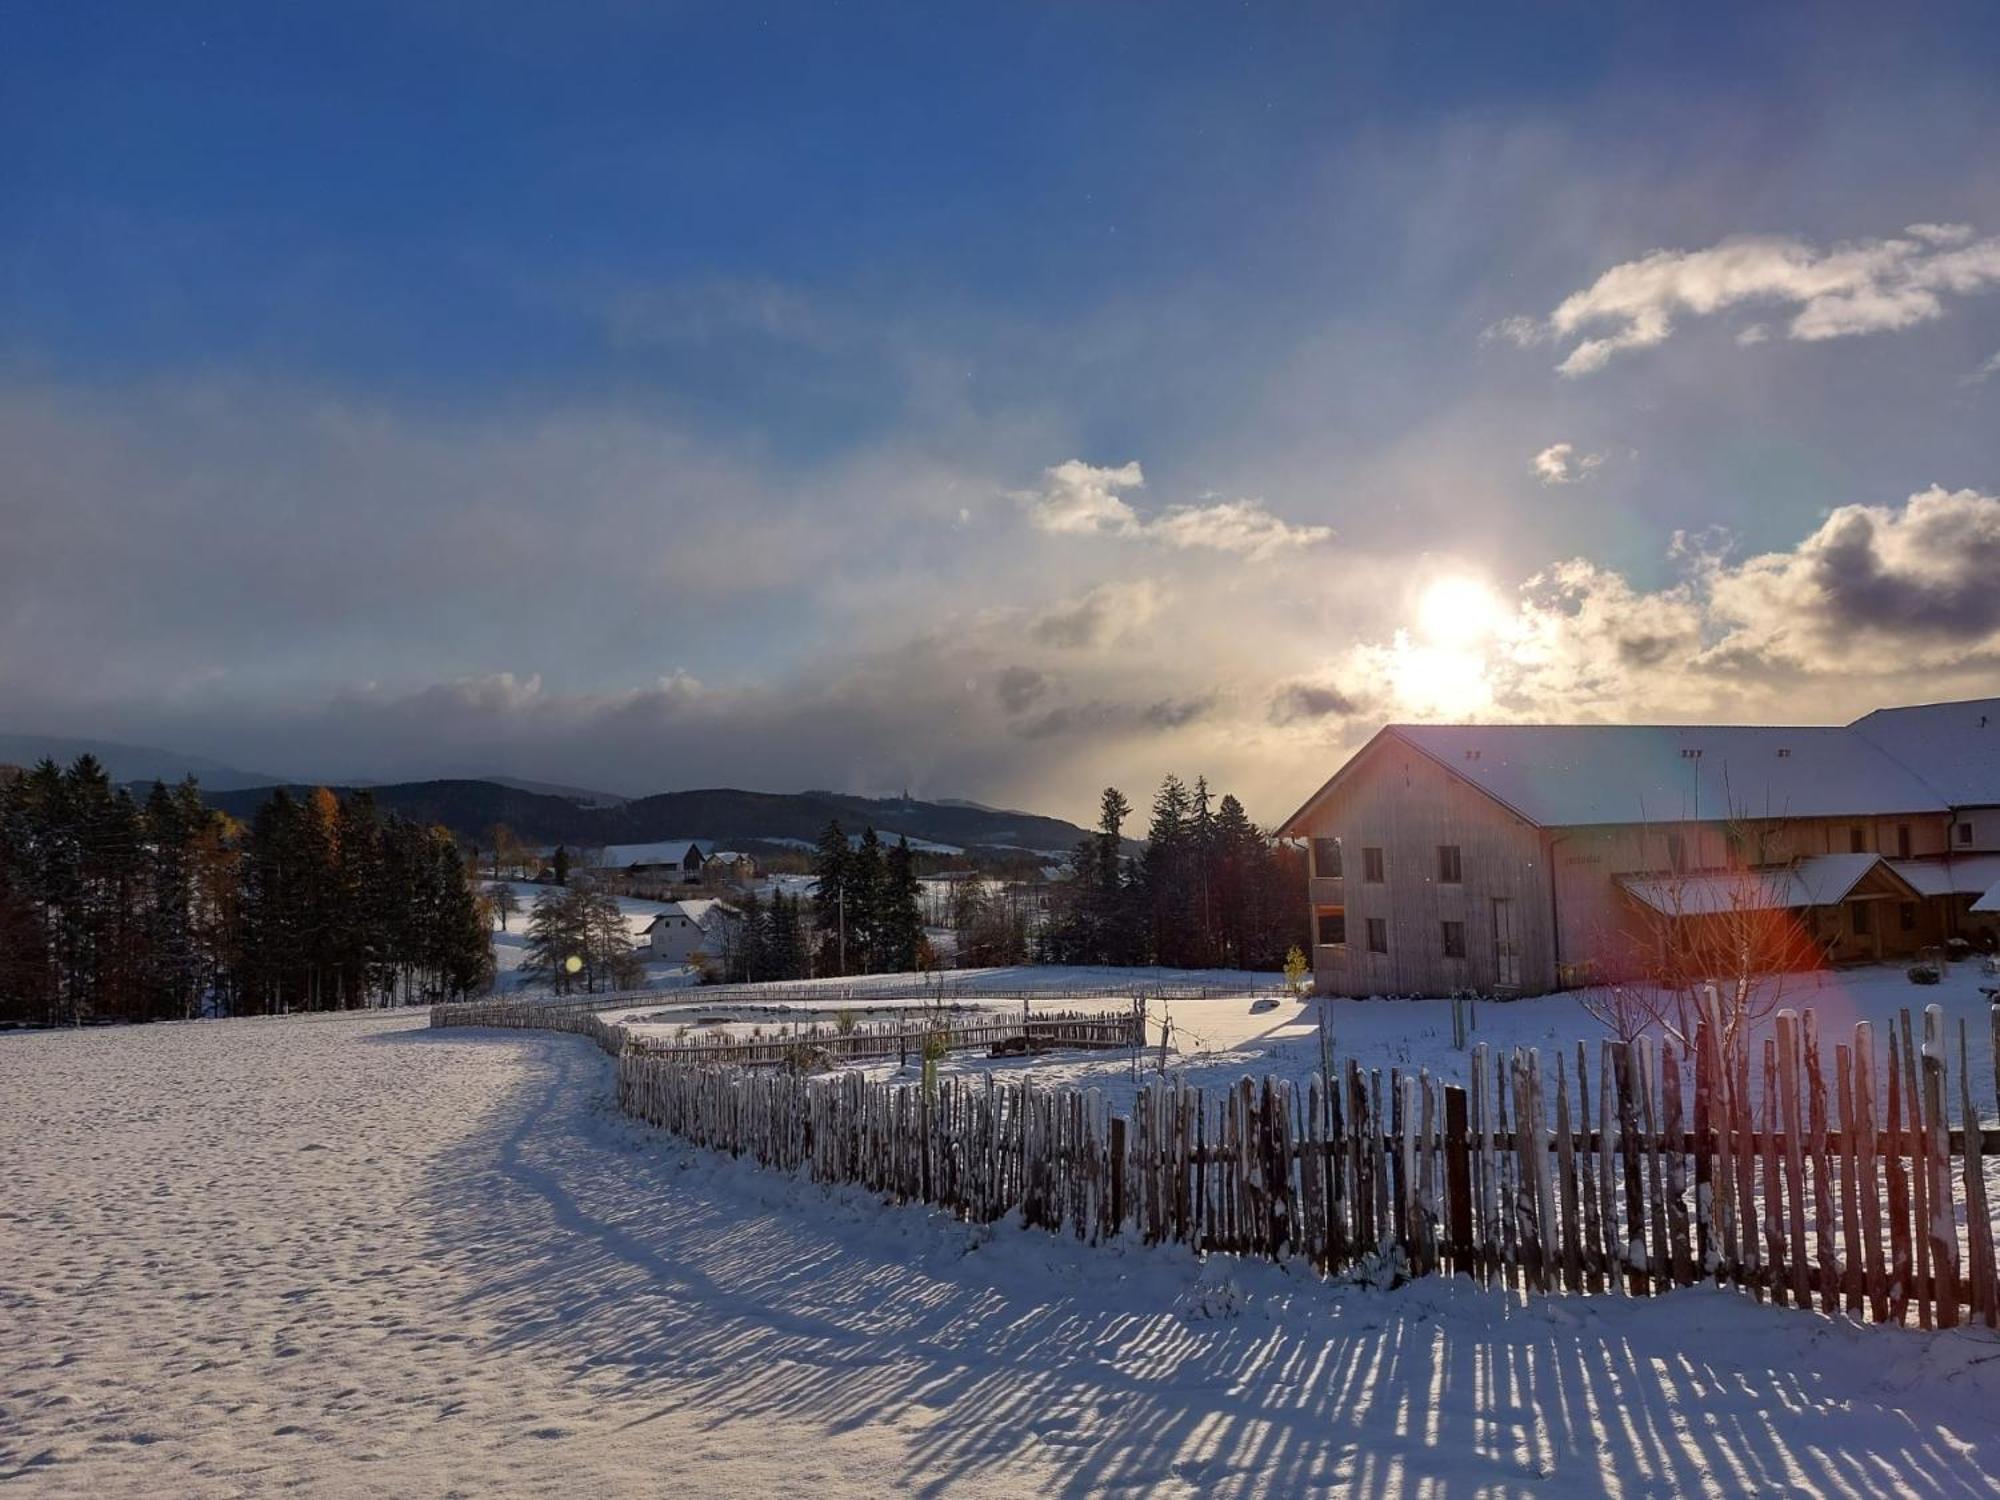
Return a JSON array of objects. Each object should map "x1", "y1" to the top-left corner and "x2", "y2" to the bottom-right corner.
[
  {"x1": 1965, "y1": 350, "x2": 2000, "y2": 386},
  {"x1": 1021, "y1": 460, "x2": 1332, "y2": 558},
  {"x1": 1024, "y1": 459, "x2": 1147, "y2": 536},
  {"x1": 1316, "y1": 485, "x2": 2000, "y2": 728},
  {"x1": 1531, "y1": 442, "x2": 1603, "y2": 485},
  {"x1": 1028, "y1": 579, "x2": 1167, "y2": 649},
  {"x1": 1502, "y1": 224, "x2": 2000, "y2": 375}
]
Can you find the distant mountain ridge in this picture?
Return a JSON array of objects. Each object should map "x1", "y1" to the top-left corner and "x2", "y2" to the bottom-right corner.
[
  {"x1": 197, "y1": 779, "x2": 1101, "y2": 858},
  {"x1": 0, "y1": 733, "x2": 286, "y2": 792}
]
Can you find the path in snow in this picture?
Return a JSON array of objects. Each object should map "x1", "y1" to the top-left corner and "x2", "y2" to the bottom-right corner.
[{"x1": 5, "y1": 1015, "x2": 2000, "y2": 1497}]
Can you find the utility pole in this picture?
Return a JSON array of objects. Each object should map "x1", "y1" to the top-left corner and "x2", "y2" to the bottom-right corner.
[{"x1": 838, "y1": 886, "x2": 847, "y2": 977}]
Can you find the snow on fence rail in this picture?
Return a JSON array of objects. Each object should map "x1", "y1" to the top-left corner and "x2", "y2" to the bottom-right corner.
[
  {"x1": 436, "y1": 994, "x2": 2000, "y2": 1329},
  {"x1": 428, "y1": 996, "x2": 1143, "y2": 1067},
  {"x1": 625, "y1": 1010, "x2": 1144, "y2": 1069}
]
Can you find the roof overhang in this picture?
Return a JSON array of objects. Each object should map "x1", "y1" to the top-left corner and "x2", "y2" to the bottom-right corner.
[{"x1": 1618, "y1": 853, "x2": 1923, "y2": 918}]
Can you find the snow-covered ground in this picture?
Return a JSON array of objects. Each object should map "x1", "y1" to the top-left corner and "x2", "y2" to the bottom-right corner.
[
  {"x1": 5, "y1": 1011, "x2": 1998, "y2": 1497},
  {"x1": 613, "y1": 959, "x2": 2000, "y2": 1118},
  {"x1": 489, "y1": 880, "x2": 702, "y2": 994}
]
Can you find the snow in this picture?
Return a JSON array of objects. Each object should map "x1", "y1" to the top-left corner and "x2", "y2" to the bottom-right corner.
[
  {"x1": 1850, "y1": 696, "x2": 2000, "y2": 808},
  {"x1": 488, "y1": 881, "x2": 700, "y2": 994},
  {"x1": 6, "y1": 1012, "x2": 2000, "y2": 1496},
  {"x1": 610, "y1": 959, "x2": 2000, "y2": 1120},
  {"x1": 588, "y1": 839, "x2": 713, "y2": 870},
  {"x1": 1320, "y1": 722, "x2": 1954, "y2": 829}
]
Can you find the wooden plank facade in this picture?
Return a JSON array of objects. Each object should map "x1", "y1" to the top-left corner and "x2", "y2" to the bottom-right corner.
[{"x1": 1280, "y1": 714, "x2": 1997, "y2": 999}]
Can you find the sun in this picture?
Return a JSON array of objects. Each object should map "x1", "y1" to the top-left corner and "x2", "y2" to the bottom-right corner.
[{"x1": 1417, "y1": 575, "x2": 1504, "y2": 648}]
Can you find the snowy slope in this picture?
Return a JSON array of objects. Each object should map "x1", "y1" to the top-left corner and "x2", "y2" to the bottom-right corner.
[{"x1": 4, "y1": 1012, "x2": 1997, "y2": 1497}]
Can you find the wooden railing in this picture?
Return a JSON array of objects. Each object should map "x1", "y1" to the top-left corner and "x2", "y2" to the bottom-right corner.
[{"x1": 439, "y1": 989, "x2": 2000, "y2": 1328}]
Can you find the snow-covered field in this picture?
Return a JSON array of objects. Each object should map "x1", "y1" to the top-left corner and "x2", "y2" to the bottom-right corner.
[
  {"x1": 490, "y1": 880, "x2": 701, "y2": 994},
  {"x1": 613, "y1": 960, "x2": 2000, "y2": 1119},
  {"x1": 6, "y1": 1008, "x2": 2000, "y2": 1496}
]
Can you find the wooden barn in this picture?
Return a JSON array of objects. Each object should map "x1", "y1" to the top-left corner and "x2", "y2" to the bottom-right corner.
[{"x1": 1277, "y1": 698, "x2": 2000, "y2": 997}]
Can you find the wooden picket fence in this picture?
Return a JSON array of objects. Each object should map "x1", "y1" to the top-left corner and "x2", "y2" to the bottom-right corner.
[
  {"x1": 430, "y1": 997, "x2": 626, "y2": 1055},
  {"x1": 436, "y1": 990, "x2": 2000, "y2": 1328},
  {"x1": 625, "y1": 1009, "x2": 1143, "y2": 1068},
  {"x1": 430, "y1": 996, "x2": 1143, "y2": 1068},
  {"x1": 613, "y1": 1000, "x2": 2000, "y2": 1329}
]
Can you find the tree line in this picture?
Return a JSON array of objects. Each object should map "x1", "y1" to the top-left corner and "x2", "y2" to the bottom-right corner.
[
  {"x1": 1040, "y1": 775, "x2": 1306, "y2": 970},
  {"x1": 0, "y1": 756, "x2": 493, "y2": 1026},
  {"x1": 808, "y1": 822, "x2": 928, "y2": 977}
]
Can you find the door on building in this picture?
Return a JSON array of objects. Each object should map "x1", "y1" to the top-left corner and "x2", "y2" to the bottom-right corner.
[{"x1": 1492, "y1": 897, "x2": 1520, "y2": 990}]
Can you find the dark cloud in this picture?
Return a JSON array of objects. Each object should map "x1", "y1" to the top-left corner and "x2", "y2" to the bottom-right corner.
[
  {"x1": 1803, "y1": 496, "x2": 2000, "y2": 640},
  {"x1": 1269, "y1": 682, "x2": 1360, "y2": 724},
  {"x1": 995, "y1": 666, "x2": 1047, "y2": 713}
]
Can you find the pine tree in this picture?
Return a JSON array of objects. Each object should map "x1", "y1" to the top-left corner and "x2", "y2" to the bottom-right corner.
[
  {"x1": 877, "y1": 837, "x2": 925, "y2": 973},
  {"x1": 848, "y1": 828, "x2": 886, "y2": 973},
  {"x1": 810, "y1": 820, "x2": 850, "y2": 975}
]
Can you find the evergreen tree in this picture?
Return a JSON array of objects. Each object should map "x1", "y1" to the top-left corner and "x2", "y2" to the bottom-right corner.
[
  {"x1": 552, "y1": 844, "x2": 571, "y2": 886},
  {"x1": 848, "y1": 828, "x2": 886, "y2": 972},
  {"x1": 876, "y1": 837, "x2": 925, "y2": 973},
  {"x1": 810, "y1": 820, "x2": 851, "y2": 974}
]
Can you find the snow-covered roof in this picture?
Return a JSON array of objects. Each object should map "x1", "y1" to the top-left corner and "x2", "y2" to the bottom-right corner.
[
  {"x1": 1887, "y1": 853, "x2": 2000, "y2": 898},
  {"x1": 1299, "y1": 722, "x2": 1948, "y2": 831},
  {"x1": 1618, "y1": 854, "x2": 1917, "y2": 917},
  {"x1": 1849, "y1": 698, "x2": 2000, "y2": 809},
  {"x1": 1973, "y1": 880, "x2": 2000, "y2": 914},
  {"x1": 592, "y1": 840, "x2": 717, "y2": 869},
  {"x1": 641, "y1": 898, "x2": 741, "y2": 932}
]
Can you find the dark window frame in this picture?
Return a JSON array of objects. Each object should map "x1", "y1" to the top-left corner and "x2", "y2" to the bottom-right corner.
[
  {"x1": 1364, "y1": 916, "x2": 1388, "y2": 954},
  {"x1": 1362, "y1": 846, "x2": 1386, "y2": 884},
  {"x1": 1311, "y1": 837, "x2": 1343, "y2": 879},
  {"x1": 1437, "y1": 844, "x2": 1462, "y2": 884},
  {"x1": 1440, "y1": 919, "x2": 1466, "y2": 959},
  {"x1": 1314, "y1": 906, "x2": 1347, "y2": 948}
]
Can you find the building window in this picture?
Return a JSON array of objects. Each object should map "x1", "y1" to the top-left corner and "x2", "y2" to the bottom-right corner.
[
  {"x1": 1365, "y1": 917, "x2": 1388, "y2": 954},
  {"x1": 1362, "y1": 846, "x2": 1386, "y2": 883},
  {"x1": 1849, "y1": 826, "x2": 1866, "y2": 854},
  {"x1": 1899, "y1": 902, "x2": 1917, "y2": 933},
  {"x1": 1440, "y1": 920, "x2": 1466, "y2": 959},
  {"x1": 1850, "y1": 901, "x2": 1872, "y2": 936},
  {"x1": 1311, "y1": 838, "x2": 1343, "y2": 878},
  {"x1": 1896, "y1": 824, "x2": 1912, "y2": 859},
  {"x1": 1437, "y1": 844, "x2": 1462, "y2": 884},
  {"x1": 1315, "y1": 906, "x2": 1346, "y2": 947},
  {"x1": 1666, "y1": 831, "x2": 1686, "y2": 873},
  {"x1": 1959, "y1": 822, "x2": 1975, "y2": 846}
]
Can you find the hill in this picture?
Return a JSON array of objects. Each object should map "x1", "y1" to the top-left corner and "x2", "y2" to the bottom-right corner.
[
  {"x1": 199, "y1": 780, "x2": 1102, "y2": 858},
  {"x1": 0, "y1": 733, "x2": 285, "y2": 792}
]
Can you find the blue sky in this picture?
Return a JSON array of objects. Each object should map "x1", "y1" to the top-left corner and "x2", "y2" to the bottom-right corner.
[{"x1": 6, "y1": 2, "x2": 2000, "y2": 820}]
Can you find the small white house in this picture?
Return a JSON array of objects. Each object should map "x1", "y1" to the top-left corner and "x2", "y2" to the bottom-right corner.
[{"x1": 640, "y1": 899, "x2": 741, "y2": 964}]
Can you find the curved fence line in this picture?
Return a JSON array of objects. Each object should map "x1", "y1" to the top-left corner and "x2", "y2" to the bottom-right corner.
[{"x1": 432, "y1": 993, "x2": 2000, "y2": 1329}]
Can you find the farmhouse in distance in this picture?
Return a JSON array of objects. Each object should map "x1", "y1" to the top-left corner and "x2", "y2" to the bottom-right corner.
[{"x1": 1281, "y1": 697, "x2": 2000, "y2": 998}]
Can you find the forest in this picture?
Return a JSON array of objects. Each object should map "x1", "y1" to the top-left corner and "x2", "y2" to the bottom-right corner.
[
  {"x1": 1038, "y1": 775, "x2": 1307, "y2": 970},
  {"x1": 0, "y1": 756, "x2": 492, "y2": 1025}
]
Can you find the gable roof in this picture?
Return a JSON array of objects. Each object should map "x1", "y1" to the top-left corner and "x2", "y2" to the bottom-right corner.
[
  {"x1": 1848, "y1": 697, "x2": 2000, "y2": 809},
  {"x1": 640, "y1": 898, "x2": 740, "y2": 932},
  {"x1": 1280, "y1": 718, "x2": 1950, "y2": 835},
  {"x1": 593, "y1": 839, "x2": 717, "y2": 869},
  {"x1": 1617, "y1": 853, "x2": 1920, "y2": 917}
]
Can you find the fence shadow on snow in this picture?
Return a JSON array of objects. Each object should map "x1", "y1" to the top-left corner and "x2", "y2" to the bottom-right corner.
[
  {"x1": 434, "y1": 992, "x2": 2000, "y2": 1332},
  {"x1": 391, "y1": 1022, "x2": 1996, "y2": 1498}
]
